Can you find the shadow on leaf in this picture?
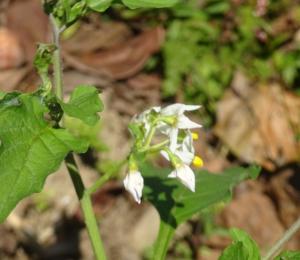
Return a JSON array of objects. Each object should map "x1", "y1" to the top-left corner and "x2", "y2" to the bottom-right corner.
[{"x1": 143, "y1": 176, "x2": 183, "y2": 228}]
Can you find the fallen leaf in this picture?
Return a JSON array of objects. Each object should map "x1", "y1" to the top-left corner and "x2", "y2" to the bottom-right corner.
[
  {"x1": 6, "y1": 0, "x2": 49, "y2": 63},
  {"x1": 65, "y1": 27, "x2": 165, "y2": 80},
  {"x1": 0, "y1": 27, "x2": 24, "y2": 70},
  {"x1": 215, "y1": 73, "x2": 300, "y2": 170}
]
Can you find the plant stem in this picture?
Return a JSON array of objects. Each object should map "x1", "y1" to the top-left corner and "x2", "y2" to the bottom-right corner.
[
  {"x1": 65, "y1": 154, "x2": 107, "y2": 260},
  {"x1": 50, "y1": 15, "x2": 63, "y2": 100},
  {"x1": 263, "y1": 216, "x2": 300, "y2": 260},
  {"x1": 87, "y1": 160, "x2": 126, "y2": 195},
  {"x1": 139, "y1": 140, "x2": 170, "y2": 154},
  {"x1": 152, "y1": 220, "x2": 175, "y2": 260},
  {"x1": 51, "y1": 16, "x2": 107, "y2": 260},
  {"x1": 144, "y1": 126, "x2": 156, "y2": 147}
]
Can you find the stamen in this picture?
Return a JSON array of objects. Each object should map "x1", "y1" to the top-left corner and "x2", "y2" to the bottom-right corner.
[
  {"x1": 192, "y1": 132, "x2": 199, "y2": 140},
  {"x1": 192, "y1": 156, "x2": 203, "y2": 168}
]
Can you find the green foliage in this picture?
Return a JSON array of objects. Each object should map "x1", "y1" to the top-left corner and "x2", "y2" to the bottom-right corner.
[
  {"x1": 64, "y1": 117, "x2": 107, "y2": 152},
  {"x1": 161, "y1": 0, "x2": 300, "y2": 124},
  {"x1": 275, "y1": 251, "x2": 300, "y2": 260},
  {"x1": 121, "y1": 0, "x2": 178, "y2": 9},
  {"x1": 44, "y1": 0, "x2": 88, "y2": 27},
  {"x1": 141, "y1": 164, "x2": 260, "y2": 258},
  {"x1": 219, "y1": 228, "x2": 260, "y2": 260},
  {"x1": 34, "y1": 44, "x2": 56, "y2": 94},
  {"x1": 60, "y1": 85, "x2": 103, "y2": 125},
  {"x1": 0, "y1": 93, "x2": 89, "y2": 223},
  {"x1": 86, "y1": 0, "x2": 112, "y2": 12},
  {"x1": 34, "y1": 44, "x2": 55, "y2": 76},
  {"x1": 44, "y1": 0, "x2": 178, "y2": 28},
  {"x1": 0, "y1": 92, "x2": 5, "y2": 99}
]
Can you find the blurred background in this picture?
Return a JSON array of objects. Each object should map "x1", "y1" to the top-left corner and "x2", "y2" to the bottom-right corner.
[{"x1": 0, "y1": 0, "x2": 299, "y2": 259}]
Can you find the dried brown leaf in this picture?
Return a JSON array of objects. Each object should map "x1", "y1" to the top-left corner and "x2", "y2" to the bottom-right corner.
[
  {"x1": 66, "y1": 27, "x2": 165, "y2": 80},
  {"x1": 215, "y1": 74, "x2": 300, "y2": 170}
]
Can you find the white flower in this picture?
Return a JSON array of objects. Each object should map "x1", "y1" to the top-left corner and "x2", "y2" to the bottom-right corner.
[
  {"x1": 168, "y1": 164, "x2": 195, "y2": 192},
  {"x1": 123, "y1": 170, "x2": 144, "y2": 204},
  {"x1": 159, "y1": 103, "x2": 202, "y2": 151},
  {"x1": 132, "y1": 106, "x2": 161, "y2": 138},
  {"x1": 161, "y1": 131, "x2": 194, "y2": 165}
]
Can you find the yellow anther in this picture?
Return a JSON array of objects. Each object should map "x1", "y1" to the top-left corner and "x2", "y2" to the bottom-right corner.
[
  {"x1": 192, "y1": 132, "x2": 199, "y2": 140},
  {"x1": 192, "y1": 156, "x2": 203, "y2": 168}
]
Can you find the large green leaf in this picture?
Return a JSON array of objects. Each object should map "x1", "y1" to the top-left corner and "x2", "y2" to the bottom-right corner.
[
  {"x1": 141, "y1": 164, "x2": 260, "y2": 258},
  {"x1": 219, "y1": 229, "x2": 260, "y2": 260},
  {"x1": 121, "y1": 0, "x2": 178, "y2": 9},
  {"x1": 0, "y1": 93, "x2": 88, "y2": 223},
  {"x1": 275, "y1": 251, "x2": 300, "y2": 260},
  {"x1": 61, "y1": 85, "x2": 103, "y2": 126}
]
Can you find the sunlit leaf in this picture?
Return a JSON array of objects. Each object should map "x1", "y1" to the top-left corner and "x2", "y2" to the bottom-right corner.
[
  {"x1": 61, "y1": 85, "x2": 103, "y2": 126},
  {"x1": 86, "y1": 0, "x2": 112, "y2": 12},
  {"x1": 0, "y1": 93, "x2": 88, "y2": 223},
  {"x1": 275, "y1": 250, "x2": 300, "y2": 260},
  {"x1": 121, "y1": 0, "x2": 178, "y2": 9},
  {"x1": 219, "y1": 228, "x2": 260, "y2": 260}
]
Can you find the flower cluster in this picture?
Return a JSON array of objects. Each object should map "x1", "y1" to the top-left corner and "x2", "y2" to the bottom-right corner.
[{"x1": 123, "y1": 104, "x2": 203, "y2": 203}]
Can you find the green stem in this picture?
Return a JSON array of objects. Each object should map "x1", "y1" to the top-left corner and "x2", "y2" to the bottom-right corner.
[
  {"x1": 50, "y1": 16, "x2": 107, "y2": 260},
  {"x1": 262, "y1": 216, "x2": 300, "y2": 260},
  {"x1": 152, "y1": 221, "x2": 175, "y2": 260},
  {"x1": 50, "y1": 15, "x2": 63, "y2": 100},
  {"x1": 65, "y1": 154, "x2": 107, "y2": 260},
  {"x1": 139, "y1": 140, "x2": 169, "y2": 154},
  {"x1": 143, "y1": 126, "x2": 156, "y2": 147},
  {"x1": 87, "y1": 159, "x2": 127, "y2": 195}
]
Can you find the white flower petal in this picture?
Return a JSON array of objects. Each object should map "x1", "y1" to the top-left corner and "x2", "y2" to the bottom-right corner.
[
  {"x1": 160, "y1": 150, "x2": 170, "y2": 161},
  {"x1": 168, "y1": 170, "x2": 177, "y2": 178},
  {"x1": 177, "y1": 115, "x2": 202, "y2": 129},
  {"x1": 168, "y1": 164, "x2": 195, "y2": 192},
  {"x1": 176, "y1": 150, "x2": 194, "y2": 165},
  {"x1": 182, "y1": 132, "x2": 194, "y2": 154},
  {"x1": 156, "y1": 123, "x2": 171, "y2": 135},
  {"x1": 161, "y1": 103, "x2": 201, "y2": 116},
  {"x1": 123, "y1": 170, "x2": 144, "y2": 204},
  {"x1": 169, "y1": 127, "x2": 178, "y2": 152}
]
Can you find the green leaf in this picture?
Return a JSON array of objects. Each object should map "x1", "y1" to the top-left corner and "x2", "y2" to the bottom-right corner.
[
  {"x1": 142, "y1": 164, "x2": 260, "y2": 258},
  {"x1": 61, "y1": 85, "x2": 103, "y2": 126},
  {"x1": 121, "y1": 0, "x2": 178, "y2": 9},
  {"x1": 275, "y1": 251, "x2": 300, "y2": 260},
  {"x1": 219, "y1": 229, "x2": 260, "y2": 260},
  {"x1": 0, "y1": 93, "x2": 88, "y2": 223},
  {"x1": 0, "y1": 92, "x2": 5, "y2": 99},
  {"x1": 34, "y1": 44, "x2": 55, "y2": 75},
  {"x1": 86, "y1": 0, "x2": 112, "y2": 12}
]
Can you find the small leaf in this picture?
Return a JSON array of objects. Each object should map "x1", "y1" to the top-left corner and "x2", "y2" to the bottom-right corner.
[
  {"x1": 121, "y1": 0, "x2": 178, "y2": 9},
  {"x1": 34, "y1": 44, "x2": 55, "y2": 75},
  {"x1": 61, "y1": 85, "x2": 103, "y2": 126},
  {"x1": 0, "y1": 93, "x2": 88, "y2": 223},
  {"x1": 275, "y1": 250, "x2": 300, "y2": 260},
  {"x1": 219, "y1": 228, "x2": 260, "y2": 260},
  {"x1": 86, "y1": 0, "x2": 112, "y2": 12},
  {"x1": 68, "y1": 1, "x2": 87, "y2": 24}
]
